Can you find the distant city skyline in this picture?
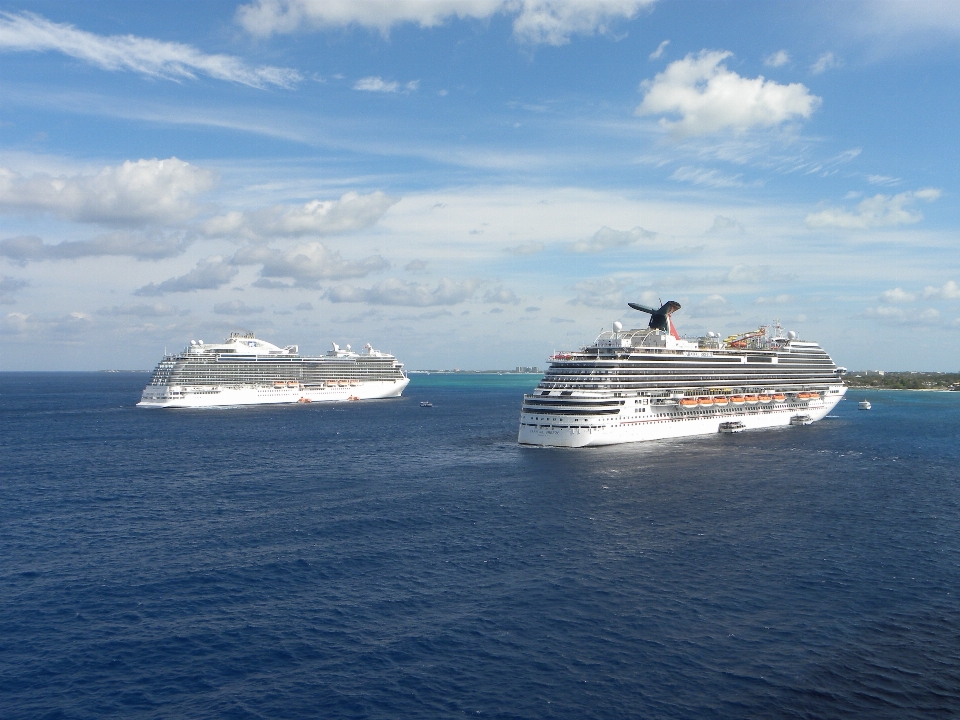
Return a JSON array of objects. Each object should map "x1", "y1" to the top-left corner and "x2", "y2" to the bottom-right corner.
[{"x1": 1, "y1": 0, "x2": 958, "y2": 370}]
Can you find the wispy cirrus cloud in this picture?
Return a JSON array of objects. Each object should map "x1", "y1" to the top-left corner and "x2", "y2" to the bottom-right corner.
[
  {"x1": 0, "y1": 11, "x2": 301, "y2": 88},
  {"x1": 353, "y1": 76, "x2": 419, "y2": 93},
  {"x1": 236, "y1": 0, "x2": 654, "y2": 46}
]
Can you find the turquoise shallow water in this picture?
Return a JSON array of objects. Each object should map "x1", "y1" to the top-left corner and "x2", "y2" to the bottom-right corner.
[{"x1": 1, "y1": 373, "x2": 959, "y2": 718}]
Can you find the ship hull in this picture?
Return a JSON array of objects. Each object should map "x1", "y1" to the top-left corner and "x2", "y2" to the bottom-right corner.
[
  {"x1": 138, "y1": 378, "x2": 409, "y2": 408},
  {"x1": 518, "y1": 388, "x2": 845, "y2": 448}
]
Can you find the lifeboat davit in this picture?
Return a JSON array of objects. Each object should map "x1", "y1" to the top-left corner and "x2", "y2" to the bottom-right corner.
[
  {"x1": 713, "y1": 396, "x2": 729, "y2": 405},
  {"x1": 730, "y1": 395, "x2": 746, "y2": 405},
  {"x1": 744, "y1": 395, "x2": 759, "y2": 404}
]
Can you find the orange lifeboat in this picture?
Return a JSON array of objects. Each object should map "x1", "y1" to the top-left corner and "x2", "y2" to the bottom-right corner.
[
  {"x1": 298, "y1": 397, "x2": 311, "y2": 403},
  {"x1": 697, "y1": 397, "x2": 714, "y2": 407},
  {"x1": 713, "y1": 396, "x2": 729, "y2": 406},
  {"x1": 730, "y1": 395, "x2": 746, "y2": 405},
  {"x1": 758, "y1": 394, "x2": 772, "y2": 403},
  {"x1": 772, "y1": 393, "x2": 786, "y2": 402},
  {"x1": 807, "y1": 391, "x2": 820, "y2": 400},
  {"x1": 287, "y1": 381, "x2": 298, "y2": 388},
  {"x1": 679, "y1": 398, "x2": 698, "y2": 408},
  {"x1": 744, "y1": 394, "x2": 759, "y2": 404}
]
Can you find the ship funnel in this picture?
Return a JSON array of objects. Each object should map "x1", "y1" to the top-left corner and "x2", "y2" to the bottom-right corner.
[{"x1": 627, "y1": 301, "x2": 681, "y2": 332}]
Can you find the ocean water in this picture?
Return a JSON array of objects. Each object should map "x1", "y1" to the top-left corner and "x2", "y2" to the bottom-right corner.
[{"x1": 1, "y1": 373, "x2": 959, "y2": 719}]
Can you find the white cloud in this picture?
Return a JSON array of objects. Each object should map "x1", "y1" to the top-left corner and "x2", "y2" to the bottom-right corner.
[
  {"x1": 236, "y1": 0, "x2": 653, "y2": 45},
  {"x1": 649, "y1": 39, "x2": 669, "y2": 60},
  {"x1": 764, "y1": 50, "x2": 790, "y2": 67},
  {"x1": 867, "y1": 174, "x2": 900, "y2": 186},
  {"x1": 354, "y1": 76, "x2": 399, "y2": 92},
  {"x1": 202, "y1": 191, "x2": 397, "y2": 240},
  {"x1": 0, "y1": 232, "x2": 188, "y2": 264},
  {"x1": 636, "y1": 50, "x2": 821, "y2": 137},
  {"x1": 0, "y1": 275, "x2": 27, "y2": 305},
  {"x1": 880, "y1": 287, "x2": 916, "y2": 303},
  {"x1": 483, "y1": 287, "x2": 520, "y2": 304},
  {"x1": 706, "y1": 215, "x2": 744, "y2": 234},
  {"x1": 214, "y1": 299, "x2": 264, "y2": 315},
  {"x1": 805, "y1": 189, "x2": 941, "y2": 229},
  {"x1": 0, "y1": 158, "x2": 216, "y2": 226},
  {"x1": 864, "y1": 305, "x2": 941, "y2": 325},
  {"x1": 688, "y1": 293, "x2": 739, "y2": 318},
  {"x1": 568, "y1": 276, "x2": 633, "y2": 308},
  {"x1": 135, "y1": 256, "x2": 238, "y2": 296},
  {"x1": 232, "y1": 242, "x2": 389, "y2": 286},
  {"x1": 569, "y1": 225, "x2": 655, "y2": 253},
  {"x1": 671, "y1": 166, "x2": 750, "y2": 188},
  {"x1": 326, "y1": 277, "x2": 478, "y2": 306},
  {"x1": 504, "y1": 242, "x2": 545, "y2": 255},
  {"x1": 0, "y1": 310, "x2": 92, "y2": 338},
  {"x1": 810, "y1": 51, "x2": 841, "y2": 75},
  {"x1": 923, "y1": 280, "x2": 960, "y2": 300},
  {"x1": 755, "y1": 294, "x2": 793, "y2": 304},
  {"x1": 97, "y1": 302, "x2": 184, "y2": 317},
  {"x1": 0, "y1": 11, "x2": 300, "y2": 88},
  {"x1": 405, "y1": 259, "x2": 428, "y2": 272}
]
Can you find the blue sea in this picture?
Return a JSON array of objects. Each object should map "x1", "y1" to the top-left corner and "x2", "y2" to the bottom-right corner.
[{"x1": 1, "y1": 373, "x2": 959, "y2": 719}]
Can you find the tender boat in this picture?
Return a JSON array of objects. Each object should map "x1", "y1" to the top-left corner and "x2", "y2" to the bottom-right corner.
[
  {"x1": 420, "y1": 401, "x2": 433, "y2": 407},
  {"x1": 790, "y1": 414, "x2": 813, "y2": 426},
  {"x1": 718, "y1": 421, "x2": 746, "y2": 434},
  {"x1": 858, "y1": 400, "x2": 872, "y2": 410}
]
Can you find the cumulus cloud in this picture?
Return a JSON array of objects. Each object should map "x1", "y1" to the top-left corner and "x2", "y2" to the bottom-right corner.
[
  {"x1": 568, "y1": 276, "x2": 633, "y2": 308},
  {"x1": 706, "y1": 215, "x2": 744, "y2": 234},
  {"x1": 232, "y1": 242, "x2": 388, "y2": 286},
  {"x1": 805, "y1": 188, "x2": 941, "y2": 229},
  {"x1": 0, "y1": 275, "x2": 27, "y2": 305},
  {"x1": 405, "y1": 259, "x2": 428, "y2": 272},
  {"x1": 764, "y1": 49, "x2": 790, "y2": 67},
  {"x1": 296, "y1": 302, "x2": 313, "y2": 311},
  {"x1": 569, "y1": 226, "x2": 655, "y2": 253},
  {"x1": 326, "y1": 277, "x2": 478, "y2": 306},
  {"x1": 0, "y1": 310, "x2": 92, "y2": 338},
  {"x1": 649, "y1": 39, "x2": 669, "y2": 60},
  {"x1": 483, "y1": 287, "x2": 520, "y2": 304},
  {"x1": 504, "y1": 242, "x2": 545, "y2": 255},
  {"x1": 214, "y1": 299, "x2": 264, "y2": 315},
  {"x1": 0, "y1": 11, "x2": 300, "y2": 88},
  {"x1": 0, "y1": 158, "x2": 216, "y2": 226},
  {"x1": 755, "y1": 294, "x2": 793, "y2": 305},
  {"x1": 864, "y1": 305, "x2": 940, "y2": 325},
  {"x1": 135, "y1": 256, "x2": 238, "y2": 296},
  {"x1": 636, "y1": 50, "x2": 821, "y2": 136},
  {"x1": 202, "y1": 191, "x2": 397, "y2": 240},
  {"x1": 810, "y1": 51, "x2": 841, "y2": 75},
  {"x1": 880, "y1": 287, "x2": 916, "y2": 303},
  {"x1": 0, "y1": 232, "x2": 189, "y2": 264},
  {"x1": 688, "y1": 294, "x2": 739, "y2": 318},
  {"x1": 236, "y1": 0, "x2": 653, "y2": 45},
  {"x1": 97, "y1": 302, "x2": 184, "y2": 317},
  {"x1": 923, "y1": 280, "x2": 960, "y2": 300}
]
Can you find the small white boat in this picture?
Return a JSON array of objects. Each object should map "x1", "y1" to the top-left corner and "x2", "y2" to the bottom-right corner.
[
  {"x1": 718, "y1": 421, "x2": 746, "y2": 434},
  {"x1": 858, "y1": 400, "x2": 872, "y2": 410},
  {"x1": 790, "y1": 414, "x2": 813, "y2": 426},
  {"x1": 420, "y1": 401, "x2": 433, "y2": 407}
]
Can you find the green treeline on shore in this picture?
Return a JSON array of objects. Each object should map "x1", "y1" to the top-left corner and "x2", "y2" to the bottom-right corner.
[{"x1": 846, "y1": 372, "x2": 960, "y2": 390}]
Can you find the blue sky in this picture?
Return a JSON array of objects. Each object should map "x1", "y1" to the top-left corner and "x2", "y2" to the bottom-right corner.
[{"x1": 1, "y1": 0, "x2": 959, "y2": 370}]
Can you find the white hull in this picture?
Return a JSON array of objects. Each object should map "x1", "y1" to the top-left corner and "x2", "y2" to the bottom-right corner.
[
  {"x1": 518, "y1": 388, "x2": 845, "y2": 448},
  {"x1": 138, "y1": 378, "x2": 410, "y2": 408}
]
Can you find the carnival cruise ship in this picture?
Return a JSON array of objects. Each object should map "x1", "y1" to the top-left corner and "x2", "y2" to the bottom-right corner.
[
  {"x1": 138, "y1": 332, "x2": 409, "y2": 408},
  {"x1": 518, "y1": 301, "x2": 846, "y2": 447}
]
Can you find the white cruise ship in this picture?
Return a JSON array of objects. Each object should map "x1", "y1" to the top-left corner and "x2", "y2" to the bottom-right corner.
[
  {"x1": 138, "y1": 332, "x2": 409, "y2": 408},
  {"x1": 518, "y1": 301, "x2": 846, "y2": 447}
]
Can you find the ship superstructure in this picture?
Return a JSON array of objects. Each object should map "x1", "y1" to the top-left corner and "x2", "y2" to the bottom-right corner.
[
  {"x1": 138, "y1": 332, "x2": 409, "y2": 408},
  {"x1": 518, "y1": 301, "x2": 846, "y2": 447}
]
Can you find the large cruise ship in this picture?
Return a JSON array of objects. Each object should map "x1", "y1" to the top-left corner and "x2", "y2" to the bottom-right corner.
[
  {"x1": 518, "y1": 301, "x2": 846, "y2": 447},
  {"x1": 138, "y1": 332, "x2": 409, "y2": 408}
]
